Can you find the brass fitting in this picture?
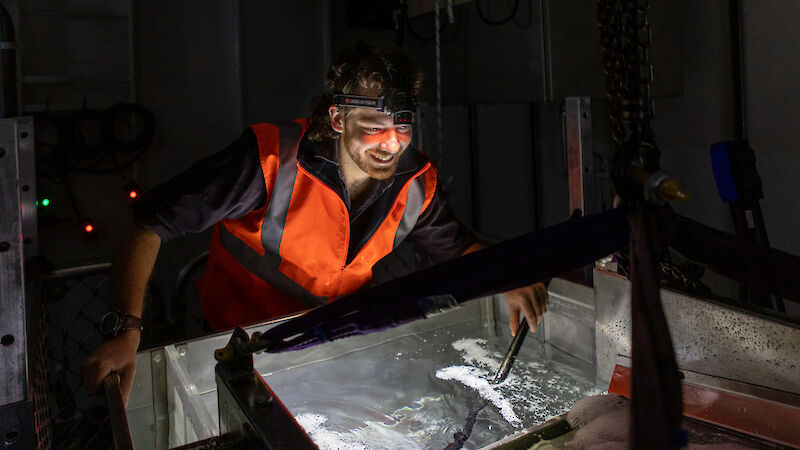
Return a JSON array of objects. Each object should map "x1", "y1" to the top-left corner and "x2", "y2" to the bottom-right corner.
[
  {"x1": 631, "y1": 167, "x2": 690, "y2": 204},
  {"x1": 214, "y1": 344, "x2": 235, "y2": 362},
  {"x1": 657, "y1": 178, "x2": 691, "y2": 202}
]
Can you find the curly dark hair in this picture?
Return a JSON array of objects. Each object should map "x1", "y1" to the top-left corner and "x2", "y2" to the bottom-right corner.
[{"x1": 306, "y1": 42, "x2": 424, "y2": 142}]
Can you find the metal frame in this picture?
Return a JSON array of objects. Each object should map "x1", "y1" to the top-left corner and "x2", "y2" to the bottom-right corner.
[
  {"x1": 16, "y1": 118, "x2": 35, "y2": 255},
  {"x1": 0, "y1": 117, "x2": 29, "y2": 405},
  {"x1": 215, "y1": 366, "x2": 315, "y2": 449},
  {"x1": 164, "y1": 344, "x2": 215, "y2": 445},
  {"x1": 0, "y1": 117, "x2": 36, "y2": 449},
  {"x1": 104, "y1": 375, "x2": 134, "y2": 450},
  {"x1": 564, "y1": 97, "x2": 596, "y2": 283},
  {"x1": 564, "y1": 97, "x2": 594, "y2": 216}
]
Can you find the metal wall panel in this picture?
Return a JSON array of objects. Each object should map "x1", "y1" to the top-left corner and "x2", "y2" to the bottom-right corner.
[
  {"x1": 0, "y1": 403, "x2": 36, "y2": 449},
  {"x1": 545, "y1": 279, "x2": 595, "y2": 368},
  {"x1": 0, "y1": 118, "x2": 27, "y2": 406},
  {"x1": 742, "y1": 0, "x2": 800, "y2": 259},
  {"x1": 595, "y1": 268, "x2": 800, "y2": 394},
  {"x1": 0, "y1": 118, "x2": 34, "y2": 449},
  {"x1": 472, "y1": 103, "x2": 538, "y2": 239}
]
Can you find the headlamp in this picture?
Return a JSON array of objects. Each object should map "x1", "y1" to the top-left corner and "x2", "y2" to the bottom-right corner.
[{"x1": 333, "y1": 88, "x2": 416, "y2": 125}]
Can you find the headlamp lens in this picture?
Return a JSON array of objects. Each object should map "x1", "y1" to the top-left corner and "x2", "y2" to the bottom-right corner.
[{"x1": 394, "y1": 110, "x2": 414, "y2": 125}]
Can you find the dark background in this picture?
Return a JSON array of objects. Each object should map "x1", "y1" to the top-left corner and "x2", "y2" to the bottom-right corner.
[
  {"x1": 10, "y1": 0, "x2": 800, "y2": 318},
  {"x1": 4, "y1": 1, "x2": 800, "y2": 447}
]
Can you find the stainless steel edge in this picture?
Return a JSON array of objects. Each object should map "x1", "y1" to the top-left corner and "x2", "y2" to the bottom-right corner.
[
  {"x1": 0, "y1": 118, "x2": 26, "y2": 406},
  {"x1": 594, "y1": 268, "x2": 800, "y2": 394},
  {"x1": 17, "y1": 117, "x2": 35, "y2": 256},
  {"x1": 150, "y1": 348, "x2": 169, "y2": 449},
  {"x1": 163, "y1": 344, "x2": 216, "y2": 441}
]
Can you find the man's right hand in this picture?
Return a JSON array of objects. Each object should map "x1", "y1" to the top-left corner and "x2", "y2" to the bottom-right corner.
[{"x1": 81, "y1": 330, "x2": 140, "y2": 407}]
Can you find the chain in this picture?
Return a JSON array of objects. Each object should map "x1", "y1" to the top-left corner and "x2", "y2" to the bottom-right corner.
[
  {"x1": 597, "y1": 0, "x2": 655, "y2": 150},
  {"x1": 599, "y1": 1, "x2": 709, "y2": 296},
  {"x1": 597, "y1": 0, "x2": 625, "y2": 148},
  {"x1": 658, "y1": 259, "x2": 709, "y2": 294},
  {"x1": 616, "y1": 248, "x2": 711, "y2": 296}
]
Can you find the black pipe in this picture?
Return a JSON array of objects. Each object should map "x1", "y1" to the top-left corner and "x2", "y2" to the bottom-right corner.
[
  {"x1": 0, "y1": 3, "x2": 18, "y2": 118},
  {"x1": 729, "y1": 0, "x2": 747, "y2": 140},
  {"x1": 492, "y1": 319, "x2": 529, "y2": 384},
  {"x1": 725, "y1": 3, "x2": 784, "y2": 311}
]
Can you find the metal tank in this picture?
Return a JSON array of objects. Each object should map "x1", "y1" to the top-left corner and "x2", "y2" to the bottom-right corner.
[{"x1": 121, "y1": 271, "x2": 800, "y2": 449}]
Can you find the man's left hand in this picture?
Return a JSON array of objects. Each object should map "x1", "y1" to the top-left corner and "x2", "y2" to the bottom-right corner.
[{"x1": 504, "y1": 282, "x2": 549, "y2": 336}]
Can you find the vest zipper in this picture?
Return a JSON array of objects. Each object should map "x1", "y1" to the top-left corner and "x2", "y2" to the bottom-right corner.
[
  {"x1": 332, "y1": 220, "x2": 349, "y2": 299},
  {"x1": 296, "y1": 164, "x2": 351, "y2": 298}
]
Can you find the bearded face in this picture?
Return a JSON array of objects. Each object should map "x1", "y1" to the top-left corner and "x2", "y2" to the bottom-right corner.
[{"x1": 337, "y1": 106, "x2": 413, "y2": 180}]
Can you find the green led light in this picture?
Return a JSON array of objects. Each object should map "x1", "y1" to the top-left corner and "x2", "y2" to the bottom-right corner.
[{"x1": 41, "y1": 198, "x2": 50, "y2": 207}]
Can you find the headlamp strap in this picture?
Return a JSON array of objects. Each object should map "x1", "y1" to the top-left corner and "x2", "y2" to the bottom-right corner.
[
  {"x1": 333, "y1": 94, "x2": 386, "y2": 112},
  {"x1": 332, "y1": 91, "x2": 416, "y2": 124}
]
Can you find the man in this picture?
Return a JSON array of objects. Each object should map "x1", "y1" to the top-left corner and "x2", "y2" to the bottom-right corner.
[{"x1": 82, "y1": 44, "x2": 548, "y2": 405}]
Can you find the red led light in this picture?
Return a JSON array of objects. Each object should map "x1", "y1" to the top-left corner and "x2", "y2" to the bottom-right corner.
[
  {"x1": 124, "y1": 181, "x2": 143, "y2": 202},
  {"x1": 84, "y1": 224, "x2": 94, "y2": 233}
]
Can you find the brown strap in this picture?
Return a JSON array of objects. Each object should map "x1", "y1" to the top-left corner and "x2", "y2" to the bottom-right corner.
[
  {"x1": 628, "y1": 206, "x2": 684, "y2": 448},
  {"x1": 120, "y1": 314, "x2": 143, "y2": 333}
]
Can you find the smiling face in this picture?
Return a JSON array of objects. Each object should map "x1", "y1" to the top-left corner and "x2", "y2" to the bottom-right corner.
[{"x1": 329, "y1": 100, "x2": 413, "y2": 181}]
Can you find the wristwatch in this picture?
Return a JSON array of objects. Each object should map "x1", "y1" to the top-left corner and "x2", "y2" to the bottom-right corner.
[{"x1": 100, "y1": 311, "x2": 143, "y2": 338}]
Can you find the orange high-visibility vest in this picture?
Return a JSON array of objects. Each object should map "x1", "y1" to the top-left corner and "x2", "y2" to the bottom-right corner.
[{"x1": 197, "y1": 120, "x2": 437, "y2": 329}]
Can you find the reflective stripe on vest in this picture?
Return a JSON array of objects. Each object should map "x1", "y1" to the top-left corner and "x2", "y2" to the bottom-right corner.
[
  {"x1": 218, "y1": 224, "x2": 328, "y2": 308},
  {"x1": 217, "y1": 119, "x2": 436, "y2": 306}
]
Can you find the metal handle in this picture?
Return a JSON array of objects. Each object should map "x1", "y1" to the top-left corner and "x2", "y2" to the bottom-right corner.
[
  {"x1": 492, "y1": 278, "x2": 550, "y2": 385},
  {"x1": 103, "y1": 373, "x2": 134, "y2": 450},
  {"x1": 492, "y1": 318, "x2": 530, "y2": 384}
]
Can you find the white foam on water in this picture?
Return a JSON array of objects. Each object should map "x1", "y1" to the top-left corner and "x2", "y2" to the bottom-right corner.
[
  {"x1": 439, "y1": 338, "x2": 605, "y2": 432},
  {"x1": 288, "y1": 331, "x2": 598, "y2": 448},
  {"x1": 348, "y1": 421, "x2": 435, "y2": 450},
  {"x1": 296, "y1": 409, "x2": 446, "y2": 450},
  {"x1": 436, "y1": 366, "x2": 522, "y2": 426},
  {"x1": 296, "y1": 413, "x2": 371, "y2": 450},
  {"x1": 451, "y1": 338, "x2": 501, "y2": 372}
]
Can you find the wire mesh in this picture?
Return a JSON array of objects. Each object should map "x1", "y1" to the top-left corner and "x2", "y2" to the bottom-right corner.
[
  {"x1": 39, "y1": 267, "x2": 182, "y2": 449},
  {"x1": 32, "y1": 304, "x2": 54, "y2": 450},
  {"x1": 42, "y1": 272, "x2": 113, "y2": 449}
]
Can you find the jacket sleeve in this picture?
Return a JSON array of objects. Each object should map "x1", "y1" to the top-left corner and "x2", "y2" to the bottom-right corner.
[
  {"x1": 408, "y1": 179, "x2": 477, "y2": 262},
  {"x1": 131, "y1": 128, "x2": 267, "y2": 242}
]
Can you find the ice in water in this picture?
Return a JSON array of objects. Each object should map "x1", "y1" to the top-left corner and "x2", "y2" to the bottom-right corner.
[
  {"x1": 435, "y1": 339, "x2": 522, "y2": 426},
  {"x1": 261, "y1": 320, "x2": 598, "y2": 449}
]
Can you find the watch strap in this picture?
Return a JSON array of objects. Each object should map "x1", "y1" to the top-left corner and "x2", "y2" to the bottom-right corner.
[{"x1": 119, "y1": 313, "x2": 143, "y2": 334}]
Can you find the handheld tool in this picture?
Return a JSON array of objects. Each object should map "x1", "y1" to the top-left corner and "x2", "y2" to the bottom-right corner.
[
  {"x1": 445, "y1": 298, "x2": 543, "y2": 449},
  {"x1": 492, "y1": 318, "x2": 530, "y2": 384}
]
